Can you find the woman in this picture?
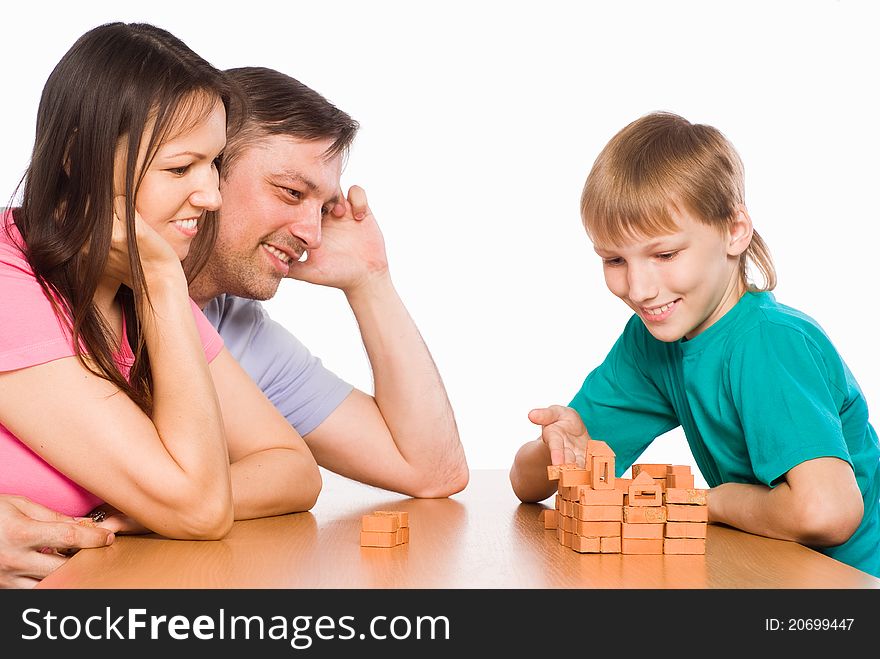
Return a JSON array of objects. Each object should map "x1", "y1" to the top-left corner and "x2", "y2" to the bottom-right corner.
[{"x1": 0, "y1": 22, "x2": 321, "y2": 543}]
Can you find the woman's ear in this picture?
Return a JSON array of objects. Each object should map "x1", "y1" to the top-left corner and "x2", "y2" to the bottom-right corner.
[{"x1": 728, "y1": 204, "x2": 753, "y2": 257}]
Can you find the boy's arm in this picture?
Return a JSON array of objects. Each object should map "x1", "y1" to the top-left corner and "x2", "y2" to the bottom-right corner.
[
  {"x1": 510, "y1": 406, "x2": 591, "y2": 503},
  {"x1": 709, "y1": 457, "x2": 863, "y2": 547}
]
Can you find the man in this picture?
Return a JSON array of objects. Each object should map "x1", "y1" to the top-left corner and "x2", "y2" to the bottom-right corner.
[{"x1": 1, "y1": 67, "x2": 468, "y2": 588}]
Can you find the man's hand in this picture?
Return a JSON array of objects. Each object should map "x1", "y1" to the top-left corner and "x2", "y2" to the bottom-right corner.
[
  {"x1": 528, "y1": 405, "x2": 591, "y2": 467},
  {"x1": 0, "y1": 495, "x2": 114, "y2": 589},
  {"x1": 285, "y1": 185, "x2": 389, "y2": 294}
]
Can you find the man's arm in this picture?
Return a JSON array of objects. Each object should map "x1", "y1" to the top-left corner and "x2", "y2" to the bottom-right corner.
[
  {"x1": 709, "y1": 457, "x2": 863, "y2": 547},
  {"x1": 0, "y1": 495, "x2": 114, "y2": 589},
  {"x1": 288, "y1": 186, "x2": 468, "y2": 497}
]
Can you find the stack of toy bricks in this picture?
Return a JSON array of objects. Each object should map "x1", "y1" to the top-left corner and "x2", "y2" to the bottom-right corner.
[
  {"x1": 360, "y1": 510, "x2": 410, "y2": 547},
  {"x1": 542, "y1": 446, "x2": 708, "y2": 554}
]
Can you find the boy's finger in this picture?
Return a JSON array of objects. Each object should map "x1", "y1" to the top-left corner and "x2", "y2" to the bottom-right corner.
[{"x1": 528, "y1": 407, "x2": 559, "y2": 426}]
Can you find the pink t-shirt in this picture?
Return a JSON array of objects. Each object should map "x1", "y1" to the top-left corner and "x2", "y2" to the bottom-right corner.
[{"x1": 0, "y1": 210, "x2": 224, "y2": 516}]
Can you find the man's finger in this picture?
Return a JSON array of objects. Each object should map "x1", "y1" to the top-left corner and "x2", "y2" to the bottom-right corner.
[
  {"x1": 33, "y1": 520, "x2": 114, "y2": 551},
  {"x1": 347, "y1": 185, "x2": 368, "y2": 220}
]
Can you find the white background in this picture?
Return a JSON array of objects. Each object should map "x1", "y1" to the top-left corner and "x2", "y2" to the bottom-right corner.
[{"x1": 3, "y1": 1, "x2": 878, "y2": 485}]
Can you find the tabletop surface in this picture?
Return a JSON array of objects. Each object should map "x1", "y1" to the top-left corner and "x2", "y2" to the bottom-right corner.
[{"x1": 37, "y1": 469, "x2": 880, "y2": 589}]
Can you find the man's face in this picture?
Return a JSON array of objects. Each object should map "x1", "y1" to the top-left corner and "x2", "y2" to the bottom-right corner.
[{"x1": 200, "y1": 134, "x2": 342, "y2": 301}]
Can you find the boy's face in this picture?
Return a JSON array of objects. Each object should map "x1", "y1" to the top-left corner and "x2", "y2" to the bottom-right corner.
[{"x1": 593, "y1": 206, "x2": 749, "y2": 342}]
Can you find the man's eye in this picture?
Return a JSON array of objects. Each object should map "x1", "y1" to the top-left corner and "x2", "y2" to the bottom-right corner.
[{"x1": 284, "y1": 188, "x2": 302, "y2": 200}]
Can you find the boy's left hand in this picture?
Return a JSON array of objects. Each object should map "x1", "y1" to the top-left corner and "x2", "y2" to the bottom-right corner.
[{"x1": 528, "y1": 405, "x2": 591, "y2": 467}]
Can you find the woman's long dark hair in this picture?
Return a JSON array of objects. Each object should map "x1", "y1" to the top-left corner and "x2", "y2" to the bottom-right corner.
[{"x1": 9, "y1": 22, "x2": 236, "y2": 413}]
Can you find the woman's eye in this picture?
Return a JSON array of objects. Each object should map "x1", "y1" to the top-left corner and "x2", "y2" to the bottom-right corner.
[{"x1": 168, "y1": 165, "x2": 190, "y2": 176}]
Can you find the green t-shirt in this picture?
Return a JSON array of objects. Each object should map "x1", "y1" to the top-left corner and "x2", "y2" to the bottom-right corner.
[{"x1": 569, "y1": 291, "x2": 879, "y2": 577}]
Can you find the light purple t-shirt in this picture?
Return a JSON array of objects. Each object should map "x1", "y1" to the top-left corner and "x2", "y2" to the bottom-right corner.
[{"x1": 202, "y1": 294, "x2": 353, "y2": 436}]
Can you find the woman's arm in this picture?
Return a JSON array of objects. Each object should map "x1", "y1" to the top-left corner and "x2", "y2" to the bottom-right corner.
[{"x1": 209, "y1": 348, "x2": 322, "y2": 518}]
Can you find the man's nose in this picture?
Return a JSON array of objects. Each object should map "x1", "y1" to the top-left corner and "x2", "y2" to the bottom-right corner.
[{"x1": 288, "y1": 204, "x2": 323, "y2": 249}]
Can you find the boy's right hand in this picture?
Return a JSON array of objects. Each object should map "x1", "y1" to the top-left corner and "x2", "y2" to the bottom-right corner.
[{"x1": 528, "y1": 405, "x2": 591, "y2": 468}]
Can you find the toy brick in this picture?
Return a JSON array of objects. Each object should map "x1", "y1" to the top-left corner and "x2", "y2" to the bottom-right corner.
[
  {"x1": 561, "y1": 514, "x2": 572, "y2": 533},
  {"x1": 664, "y1": 538, "x2": 706, "y2": 554},
  {"x1": 664, "y1": 522, "x2": 707, "y2": 539},
  {"x1": 587, "y1": 439, "x2": 615, "y2": 457},
  {"x1": 655, "y1": 478, "x2": 667, "y2": 492},
  {"x1": 374, "y1": 510, "x2": 409, "y2": 528},
  {"x1": 571, "y1": 535, "x2": 601, "y2": 553},
  {"x1": 600, "y1": 536, "x2": 622, "y2": 553},
  {"x1": 576, "y1": 520, "x2": 621, "y2": 537},
  {"x1": 621, "y1": 522, "x2": 664, "y2": 539},
  {"x1": 627, "y1": 479, "x2": 663, "y2": 507},
  {"x1": 578, "y1": 488, "x2": 624, "y2": 506},
  {"x1": 614, "y1": 477, "x2": 632, "y2": 491},
  {"x1": 666, "y1": 473, "x2": 695, "y2": 489},
  {"x1": 664, "y1": 488, "x2": 708, "y2": 505},
  {"x1": 623, "y1": 506, "x2": 667, "y2": 524},
  {"x1": 562, "y1": 531, "x2": 573, "y2": 548},
  {"x1": 396, "y1": 526, "x2": 410, "y2": 544},
  {"x1": 555, "y1": 494, "x2": 561, "y2": 511},
  {"x1": 556, "y1": 525, "x2": 563, "y2": 543},
  {"x1": 362, "y1": 514, "x2": 400, "y2": 533},
  {"x1": 621, "y1": 537, "x2": 664, "y2": 554},
  {"x1": 562, "y1": 500, "x2": 573, "y2": 517},
  {"x1": 574, "y1": 504, "x2": 623, "y2": 522},
  {"x1": 360, "y1": 531, "x2": 398, "y2": 547},
  {"x1": 560, "y1": 467, "x2": 591, "y2": 487},
  {"x1": 666, "y1": 504, "x2": 709, "y2": 522},
  {"x1": 631, "y1": 464, "x2": 671, "y2": 479},
  {"x1": 590, "y1": 455, "x2": 615, "y2": 490},
  {"x1": 666, "y1": 465, "x2": 692, "y2": 477},
  {"x1": 542, "y1": 509, "x2": 558, "y2": 530},
  {"x1": 547, "y1": 465, "x2": 562, "y2": 481}
]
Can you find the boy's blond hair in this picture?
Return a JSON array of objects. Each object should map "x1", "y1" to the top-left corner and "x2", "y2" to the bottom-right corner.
[{"x1": 580, "y1": 111, "x2": 775, "y2": 291}]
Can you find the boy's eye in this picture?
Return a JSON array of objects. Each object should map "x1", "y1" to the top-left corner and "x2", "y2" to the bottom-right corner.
[
  {"x1": 656, "y1": 251, "x2": 679, "y2": 261},
  {"x1": 602, "y1": 257, "x2": 624, "y2": 266}
]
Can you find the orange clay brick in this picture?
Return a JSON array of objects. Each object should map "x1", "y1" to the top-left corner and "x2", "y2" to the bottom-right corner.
[
  {"x1": 562, "y1": 531, "x2": 573, "y2": 548},
  {"x1": 577, "y1": 487, "x2": 624, "y2": 506},
  {"x1": 574, "y1": 504, "x2": 623, "y2": 522},
  {"x1": 559, "y1": 467, "x2": 591, "y2": 487},
  {"x1": 664, "y1": 522, "x2": 707, "y2": 539},
  {"x1": 587, "y1": 439, "x2": 615, "y2": 457},
  {"x1": 375, "y1": 510, "x2": 409, "y2": 528},
  {"x1": 396, "y1": 527, "x2": 410, "y2": 544},
  {"x1": 558, "y1": 485, "x2": 576, "y2": 501},
  {"x1": 541, "y1": 509, "x2": 558, "y2": 530},
  {"x1": 664, "y1": 488, "x2": 708, "y2": 505},
  {"x1": 666, "y1": 504, "x2": 709, "y2": 522},
  {"x1": 600, "y1": 536, "x2": 622, "y2": 553},
  {"x1": 556, "y1": 526, "x2": 564, "y2": 543},
  {"x1": 654, "y1": 478, "x2": 667, "y2": 492},
  {"x1": 666, "y1": 473, "x2": 695, "y2": 489},
  {"x1": 554, "y1": 494, "x2": 561, "y2": 511},
  {"x1": 362, "y1": 514, "x2": 400, "y2": 533},
  {"x1": 621, "y1": 537, "x2": 664, "y2": 554},
  {"x1": 631, "y1": 463, "x2": 671, "y2": 479},
  {"x1": 571, "y1": 535, "x2": 601, "y2": 553},
  {"x1": 562, "y1": 500, "x2": 573, "y2": 517},
  {"x1": 360, "y1": 531, "x2": 398, "y2": 547},
  {"x1": 628, "y1": 471, "x2": 662, "y2": 506},
  {"x1": 614, "y1": 477, "x2": 632, "y2": 491},
  {"x1": 576, "y1": 520, "x2": 622, "y2": 537},
  {"x1": 664, "y1": 538, "x2": 706, "y2": 554},
  {"x1": 666, "y1": 465, "x2": 692, "y2": 477},
  {"x1": 621, "y1": 522, "x2": 664, "y2": 539},
  {"x1": 547, "y1": 465, "x2": 562, "y2": 481},
  {"x1": 590, "y1": 455, "x2": 615, "y2": 490},
  {"x1": 623, "y1": 506, "x2": 667, "y2": 524}
]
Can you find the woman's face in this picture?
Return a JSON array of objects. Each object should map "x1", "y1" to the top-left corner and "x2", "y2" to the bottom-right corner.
[{"x1": 115, "y1": 97, "x2": 227, "y2": 260}]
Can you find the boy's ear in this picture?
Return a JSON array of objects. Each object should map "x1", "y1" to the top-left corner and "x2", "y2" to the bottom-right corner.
[{"x1": 727, "y1": 205, "x2": 753, "y2": 257}]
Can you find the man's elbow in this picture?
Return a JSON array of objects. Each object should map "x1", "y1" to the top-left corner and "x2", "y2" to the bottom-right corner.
[{"x1": 404, "y1": 460, "x2": 469, "y2": 498}]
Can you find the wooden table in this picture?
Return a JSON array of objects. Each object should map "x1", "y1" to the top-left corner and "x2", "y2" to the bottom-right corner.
[{"x1": 37, "y1": 470, "x2": 880, "y2": 589}]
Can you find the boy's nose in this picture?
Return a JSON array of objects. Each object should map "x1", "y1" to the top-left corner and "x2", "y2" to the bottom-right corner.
[{"x1": 626, "y1": 265, "x2": 659, "y2": 303}]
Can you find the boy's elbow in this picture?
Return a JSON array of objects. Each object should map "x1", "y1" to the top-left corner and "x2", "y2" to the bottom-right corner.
[{"x1": 792, "y1": 491, "x2": 863, "y2": 547}]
